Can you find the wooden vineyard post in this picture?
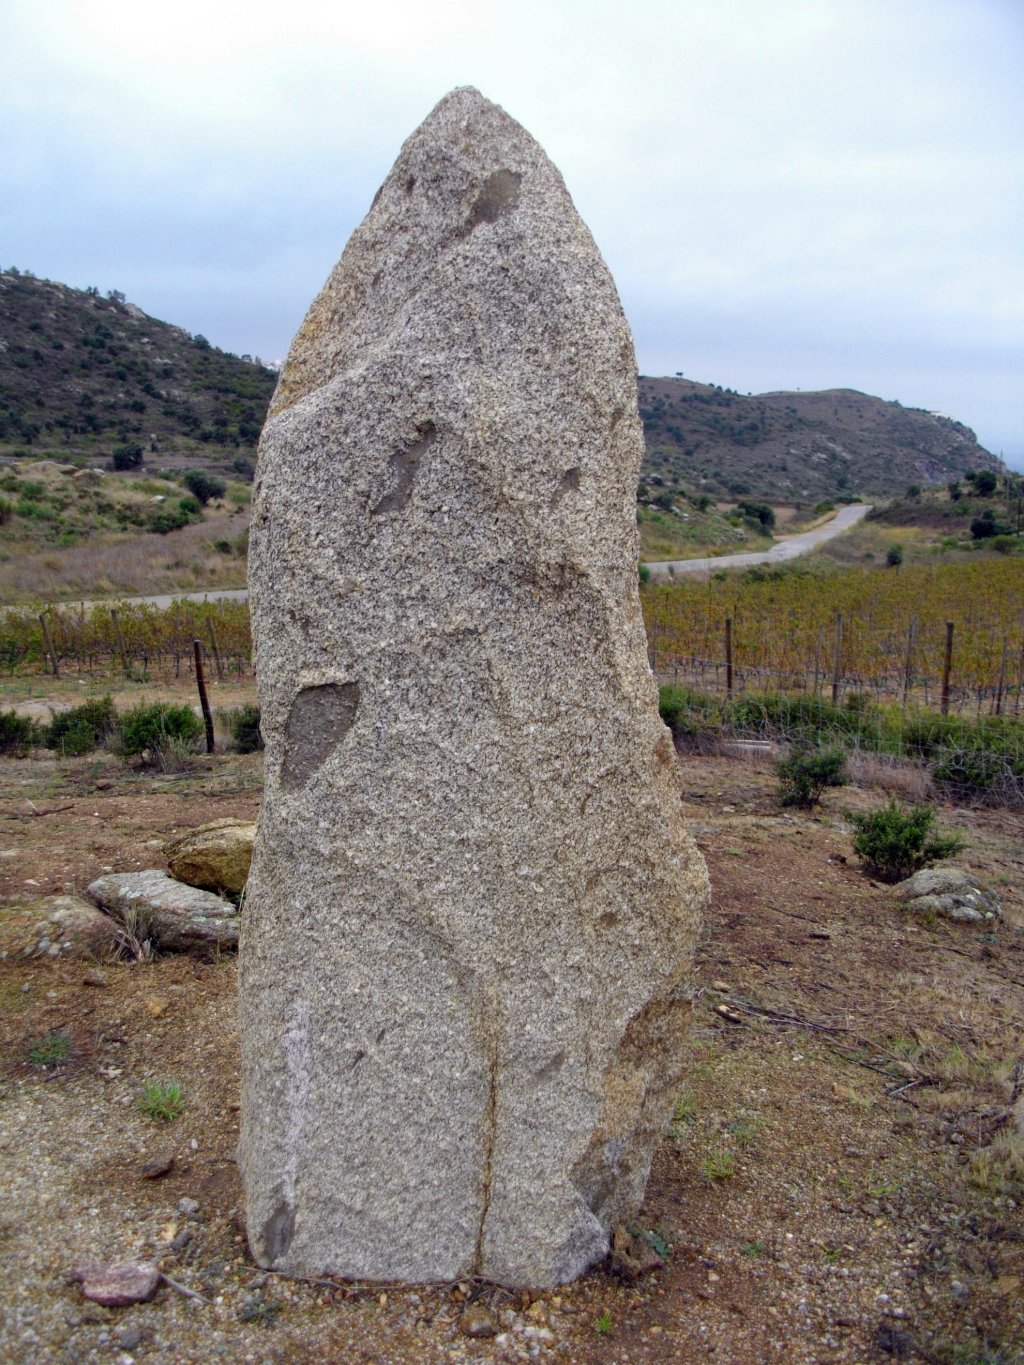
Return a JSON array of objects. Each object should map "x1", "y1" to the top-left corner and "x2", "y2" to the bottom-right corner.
[
  {"x1": 940, "y1": 621, "x2": 954, "y2": 717},
  {"x1": 38, "y1": 612, "x2": 59, "y2": 677},
  {"x1": 193, "y1": 639, "x2": 216, "y2": 754},
  {"x1": 813, "y1": 625, "x2": 822, "y2": 695},
  {"x1": 110, "y1": 608, "x2": 130, "y2": 677},
  {"x1": 831, "y1": 614, "x2": 843, "y2": 706},
  {"x1": 724, "y1": 616, "x2": 734, "y2": 697},
  {"x1": 207, "y1": 620, "x2": 225, "y2": 682},
  {"x1": 902, "y1": 618, "x2": 916, "y2": 706},
  {"x1": 994, "y1": 636, "x2": 1009, "y2": 716}
]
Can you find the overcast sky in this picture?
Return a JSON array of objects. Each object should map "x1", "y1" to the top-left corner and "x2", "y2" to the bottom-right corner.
[{"x1": 3, "y1": 0, "x2": 1021, "y2": 467}]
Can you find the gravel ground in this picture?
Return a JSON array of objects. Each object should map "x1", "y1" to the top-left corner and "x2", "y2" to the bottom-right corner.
[{"x1": 1, "y1": 745, "x2": 1022, "y2": 1363}]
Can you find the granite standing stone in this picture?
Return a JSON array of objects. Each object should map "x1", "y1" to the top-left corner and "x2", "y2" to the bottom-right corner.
[{"x1": 239, "y1": 86, "x2": 708, "y2": 1287}]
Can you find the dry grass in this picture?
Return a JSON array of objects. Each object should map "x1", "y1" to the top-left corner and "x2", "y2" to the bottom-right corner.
[
  {"x1": 846, "y1": 749, "x2": 934, "y2": 800},
  {"x1": 0, "y1": 512, "x2": 249, "y2": 601}
]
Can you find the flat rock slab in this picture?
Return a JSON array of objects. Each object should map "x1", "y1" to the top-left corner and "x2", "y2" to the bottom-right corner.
[
  {"x1": 240, "y1": 86, "x2": 707, "y2": 1288},
  {"x1": 88, "y1": 871, "x2": 238, "y2": 951},
  {"x1": 164, "y1": 818, "x2": 255, "y2": 895}
]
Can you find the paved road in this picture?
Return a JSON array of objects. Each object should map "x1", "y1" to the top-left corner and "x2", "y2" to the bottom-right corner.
[
  {"x1": 51, "y1": 587, "x2": 251, "y2": 612},
  {"x1": 36, "y1": 504, "x2": 871, "y2": 609},
  {"x1": 645, "y1": 503, "x2": 872, "y2": 577}
]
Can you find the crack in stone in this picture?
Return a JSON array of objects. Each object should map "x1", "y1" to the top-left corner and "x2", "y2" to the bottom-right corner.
[{"x1": 473, "y1": 1035, "x2": 500, "y2": 1275}]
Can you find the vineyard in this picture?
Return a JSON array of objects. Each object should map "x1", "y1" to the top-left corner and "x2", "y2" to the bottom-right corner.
[
  {"x1": 643, "y1": 558, "x2": 1024, "y2": 717},
  {"x1": 2, "y1": 558, "x2": 1024, "y2": 719},
  {"x1": 0, "y1": 598, "x2": 252, "y2": 682}
]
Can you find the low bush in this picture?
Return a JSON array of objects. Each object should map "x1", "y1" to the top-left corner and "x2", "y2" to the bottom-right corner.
[
  {"x1": 849, "y1": 799, "x2": 962, "y2": 883},
  {"x1": 117, "y1": 702, "x2": 202, "y2": 760},
  {"x1": 0, "y1": 709, "x2": 45, "y2": 755},
  {"x1": 659, "y1": 685, "x2": 721, "y2": 744},
  {"x1": 776, "y1": 746, "x2": 848, "y2": 807},
  {"x1": 228, "y1": 703, "x2": 263, "y2": 754},
  {"x1": 45, "y1": 695, "x2": 117, "y2": 756}
]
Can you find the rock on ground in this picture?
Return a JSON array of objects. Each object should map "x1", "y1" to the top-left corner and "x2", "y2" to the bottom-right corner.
[
  {"x1": 87, "y1": 871, "x2": 238, "y2": 951},
  {"x1": 0, "y1": 894, "x2": 123, "y2": 960},
  {"x1": 240, "y1": 85, "x2": 708, "y2": 1288},
  {"x1": 72, "y1": 1261, "x2": 161, "y2": 1307},
  {"x1": 164, "y1": 818, "x2": 255, "y2": 895},
  {"x1": 896, "y1": 866, "x2": 1000, "y2": 923}
]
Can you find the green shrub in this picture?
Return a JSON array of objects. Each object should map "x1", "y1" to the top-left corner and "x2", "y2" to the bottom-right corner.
[
  {"x1": 117, "y1": 702, "x2": 202, "y2": 759},
  {"x1": 659, "y1": 685, "x2": 721, "y2": 741},
  {"x1": 0, "y1": 709, "x2": 45, "y2": 755},
  {"x1": 228, "y1": 703, "x2": 263, "y2": 753},
  {"x1": 45, "y1": 695, "x2": 117, "y2": 756},
  {"x1": 111, "y1": 443, "x2": 143, "y2": 470},
  {"x1": 776, "y1": 747, "x2": 848, "y2": 807},
  {"x1": 849, "y1": 800, "x2": 963, "y2": 883},
  {"x1": 971, "y1": 509, "x2": 1011, "y2": 540}
]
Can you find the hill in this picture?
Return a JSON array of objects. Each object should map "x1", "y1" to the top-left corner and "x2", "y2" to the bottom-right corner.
[
  {"x1": 0, "y1": 270, "x2": 276, "y2": 473},
  {"x1": 1, "y1": 270, "x2": 1003, "y2": 507},
  {"x1": 638, "y1": 376, "x2": 1001, "y2": 503}
]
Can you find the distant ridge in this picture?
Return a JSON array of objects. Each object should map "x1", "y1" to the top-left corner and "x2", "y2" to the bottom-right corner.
[
  {"x1": 638, "y1": 376, "x2": 1001, "y2": 502},
  {"x1": 0, "y1": 270, "x2": 276, "y2": 470},
  {"x1": 0, "y1": 270, "x2": 1001, "y2": 503}
]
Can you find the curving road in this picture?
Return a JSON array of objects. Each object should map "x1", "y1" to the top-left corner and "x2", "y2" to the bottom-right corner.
[
  {"x1": 35, "y1": 506, "x2": 871, "y2": 610},
  {"x1": 645, "y1": 503, "x2": 871, "y2": 578}
]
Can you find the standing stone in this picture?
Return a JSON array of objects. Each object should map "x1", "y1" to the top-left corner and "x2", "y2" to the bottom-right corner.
[{"x1": 239, "y1": 86, "x2": 708, "y2": 1288}]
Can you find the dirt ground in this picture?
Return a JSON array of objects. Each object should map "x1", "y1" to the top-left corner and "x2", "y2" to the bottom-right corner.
[{"x1": 1, "y1": 721, "x2": 1022, "y2": 1364}]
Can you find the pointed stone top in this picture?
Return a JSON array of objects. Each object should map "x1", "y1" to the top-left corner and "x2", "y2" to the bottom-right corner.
[{"x1": 269, "y1": 86, "x2": 611, "y2": 419}]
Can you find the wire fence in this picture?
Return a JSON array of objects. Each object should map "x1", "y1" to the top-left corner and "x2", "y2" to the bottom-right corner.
[{"x1": 648, "y1": 612, "x2": 1024, "y2": 720}]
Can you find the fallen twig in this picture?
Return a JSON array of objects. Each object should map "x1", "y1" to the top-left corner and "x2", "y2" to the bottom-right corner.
[
  {"x1": 160, "y1": 1273, "x2": 209, "y2": 1303},
  {"x1": 718, "y1": 995, "x2": 846, "y2": 1034},
  {"x1": 4, "y1": 802, "x2": 75, "y2": 820}
]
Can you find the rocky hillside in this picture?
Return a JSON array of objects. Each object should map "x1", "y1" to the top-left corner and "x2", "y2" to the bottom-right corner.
[
  {"x1": 1, "y1": 271, "x2": 1002, "y2": 503},
  {"x1": 0, "y1": 271, "x2": 276, "y2": 469},
  {"x1": 639, "y1": 376, "x2": 1001, "y2": 502}
]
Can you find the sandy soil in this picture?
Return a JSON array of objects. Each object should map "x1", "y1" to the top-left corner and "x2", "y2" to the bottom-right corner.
[{"x1": 0, "y1": 739, "x2": 1022, "y2": 1364}]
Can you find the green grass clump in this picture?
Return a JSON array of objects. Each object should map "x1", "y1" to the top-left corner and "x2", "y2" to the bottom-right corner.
[
  {"x1": 28, "y1": 1032, "x2": 72, "y2": 1069},
  {"x1": 701, "y1": 1148, "x2": 737, "y2": 1181},
  {"x1": 850, "y1": 800, "x2": 963, "y2": 883},
  {"x1": 138, "y1": 1080, "x2": 185, "y2": 1121}
]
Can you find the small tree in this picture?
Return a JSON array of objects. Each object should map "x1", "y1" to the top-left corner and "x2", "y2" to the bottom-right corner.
[
  {"x1": 972, "y1": 469, "x2": 998, "y2": 495},
  {"x1": 182, "y1": 470, "x2": 226, "y2": 505},
  {"x1": 885, "y1": 543, "x2": 904, "y2": 568},
  {"x1": 111, "y1": 443, "x2": 143, "y2": 471},
  {"x1": 971, "y1": 509, "x2": 1010, "y2": 540},
  {"x1": 850, "y1": 800, "x2": 962, "y2": 883}
]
